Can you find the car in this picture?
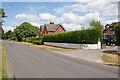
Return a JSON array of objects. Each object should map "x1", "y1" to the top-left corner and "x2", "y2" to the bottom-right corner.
[{"x1": 103, "y1": 36, "x2": 116, "y2": 46}]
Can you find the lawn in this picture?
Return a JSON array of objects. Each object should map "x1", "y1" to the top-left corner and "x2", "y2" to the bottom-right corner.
[
  {"x1": 102, "y1": 53, "x2": 120, "y2": 67},
  {"x1": 0, "y1": 40, "x2": 8, "y2": 79}
]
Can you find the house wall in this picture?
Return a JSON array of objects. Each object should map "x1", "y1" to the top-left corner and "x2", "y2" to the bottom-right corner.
[
  {"x1": 39, "y1": 25, "x2": 66, "y2": 37},
  {"x1": 54, "y1": 25, "x2": 65, "y2": 33},
  {"x1": 39, "y1": 26, "x2": 42, "y2": 37}
]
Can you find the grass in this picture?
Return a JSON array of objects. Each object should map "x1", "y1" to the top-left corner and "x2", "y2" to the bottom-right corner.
[
  {"x1": 102, "y1": 53, "x2": 120, "y2": 67},
  {"x1": 0, "y1": 40, "x2": 8, "y2": 80},
  {"x1": 18, "y1": 42, "x2": 86, "y2": 51}
]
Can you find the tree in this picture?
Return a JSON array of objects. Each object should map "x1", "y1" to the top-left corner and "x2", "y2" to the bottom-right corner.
[
  {"x1": 89, "y1": 20, "x2": 104, "y2": 30},
  {"x1": 0, "y1": 8, "x2": 7, "y2": 39},
  {"x1": 4, "y1": 30, "x2": 13, "y2": 39},
  {"x1": 13, "y1": 22, "x2": 39, "y2": 41}
]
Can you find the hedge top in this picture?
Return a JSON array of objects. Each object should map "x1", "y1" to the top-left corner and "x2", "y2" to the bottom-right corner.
[{"x1": 43, "y1": 29, "x2": 103, "y2": 44}]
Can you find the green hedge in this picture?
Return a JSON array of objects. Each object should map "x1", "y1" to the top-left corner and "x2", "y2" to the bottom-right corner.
[
  {"x1": 27, "y1": 37, "x2": 33, "y2": 43},
  {"x1": 27, "y1": 37, "x2": 43, "y2": 45},
  {"x1": 43, "y1": 29, "x2": 103, "y2": 44},
  {"x1": 115, "y1": 24, "x2": 120, "y2": 46}
]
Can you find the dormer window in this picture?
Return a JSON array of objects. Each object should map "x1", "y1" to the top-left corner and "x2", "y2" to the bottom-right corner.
[{"x1": 106, "y1": 26, "x2": 109, "y2": 31}]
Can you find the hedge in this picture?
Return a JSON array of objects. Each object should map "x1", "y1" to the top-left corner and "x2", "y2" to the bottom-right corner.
[
  {"x1": 27, "y1": 37, "x2": 43, "y2": 45},
  {"x1": 43, "y1": 29, "x2": 103, "y2": 44},
  {"x1": 115, "y1": 24, "x2": 120, "y2": 46},
  {"x1": 27, "y1": 37, "x2": 33, "y2": 43}
]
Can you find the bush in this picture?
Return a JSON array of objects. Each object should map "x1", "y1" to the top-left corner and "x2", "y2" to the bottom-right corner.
[
  {"x1": 115, "y1": 24, "x2": 120, "y2": 46},
  {"x1": 10, "y1": 37, "x2": 18, "y2": 41},
  {"x1": 43, "y1": 29, "x2": 103, "y2": 44},
  {"x1": 32, "y1": 40, "x2": 43, "y2": 45},
  {"x1": 22, "y1": 38, "x2": 27, "y2": 42},
  {"x1": 27, "y1": 37, "x2": 43, "y2": 45},
  {"x1": 27, "y1": 37, "x2": 33, "y2": 43}
]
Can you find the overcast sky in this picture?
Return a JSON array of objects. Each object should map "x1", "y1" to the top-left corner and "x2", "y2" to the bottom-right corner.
[{"x1": 1, "y1": 0, "x2": 119, "y2": 32}]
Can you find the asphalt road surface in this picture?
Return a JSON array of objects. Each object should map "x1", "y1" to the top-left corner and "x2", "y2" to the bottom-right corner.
[{"x1": 3, "y1": 40, "x2": 118, "y2": 78}]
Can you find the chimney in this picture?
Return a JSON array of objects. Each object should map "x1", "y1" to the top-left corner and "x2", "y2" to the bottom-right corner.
[{"x1": 50, "y1": 22, "x2": 54, "y2": 24}]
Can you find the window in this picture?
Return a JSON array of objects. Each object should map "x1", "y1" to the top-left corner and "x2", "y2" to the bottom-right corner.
[
  {"x1": 45, "y1": 31, "x2": 47, "y2": 34},
  {"x1": 41, "y1": 32, "x2": 42, "y2": 34},
  {"x1": 106, "y1": 26, "x2": 109, "y2": 31}
]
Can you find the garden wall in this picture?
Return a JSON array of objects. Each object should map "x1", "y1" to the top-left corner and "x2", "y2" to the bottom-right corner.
[{"x1": 44, "y1": 42, "x2": 101, "y2": 49}]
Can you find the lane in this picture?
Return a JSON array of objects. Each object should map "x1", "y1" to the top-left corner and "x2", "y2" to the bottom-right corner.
[{"x1": 3, "y1": 40, "x2": 118, "y2": 78}]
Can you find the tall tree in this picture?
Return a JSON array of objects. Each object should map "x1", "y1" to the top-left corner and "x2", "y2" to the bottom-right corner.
[
  {"x1": 13, "y1": 22, "x2": 39, "y2": 41},
  {"x1": 0, "y1": 8, "x2": 7, "y2": 39},
  {"x1": 89, "y1": 20, "x2": 104, "y2": 30},
  {"x1": 4, "y1": 30, "x2": 13, "y2": 39}
]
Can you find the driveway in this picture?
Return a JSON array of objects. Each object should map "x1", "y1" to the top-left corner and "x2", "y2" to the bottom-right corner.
[
  {"x1": 52, "y1": 46, "x2": 117, "y2": 63},
  {"x1": 3, "y1": 40, "x2": 118, "y2": 78}
]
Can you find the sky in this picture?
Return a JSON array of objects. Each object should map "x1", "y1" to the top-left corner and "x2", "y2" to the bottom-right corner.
[{"x1": 1, "y1": 0, "x2": 119, "y2": 32}]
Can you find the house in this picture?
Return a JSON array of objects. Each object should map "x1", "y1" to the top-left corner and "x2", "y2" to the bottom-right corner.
[
  {"x1": 103, "y1": 22, "x2": 120, "y2": 45},
  {"x1": 103, "y1": 22, "x2": 120, "y2": 37},
  {"x1": 39, "y1": 22, "x2": 66, "y2": 37}
]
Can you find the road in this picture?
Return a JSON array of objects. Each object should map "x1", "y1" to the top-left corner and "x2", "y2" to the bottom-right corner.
[{"x1": 3, "y1": 40, "x2": 118, "y2": 78}]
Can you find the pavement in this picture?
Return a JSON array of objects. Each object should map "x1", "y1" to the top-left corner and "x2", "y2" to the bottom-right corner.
[
  {"x1": 3, "y1": 40, "x2": 118, "y2": 78},
  {"x1": 52, "y1": 46, "x2": 118, "y2": 63}
]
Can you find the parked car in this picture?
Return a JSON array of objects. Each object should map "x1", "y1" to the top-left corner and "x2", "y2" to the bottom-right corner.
[{"x1": 103, "y1": 36, "x2": 116, "y2": 46}]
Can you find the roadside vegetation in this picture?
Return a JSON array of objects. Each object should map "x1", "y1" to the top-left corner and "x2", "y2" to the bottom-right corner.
[
  {"x1": 19, "y1": 41, "x2": 86, "y2": 51},
  {"x1": 102, "y1": 53, "x2": 120, "y2": 67},
  {"x1": 43, "y1": 29, "x2": 103, "y2": 44},
  {"x1": 0, "y1": 40, "x2": 8, "y2": 79}
]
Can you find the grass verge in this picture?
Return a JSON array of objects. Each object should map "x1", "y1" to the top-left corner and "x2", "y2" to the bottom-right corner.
[
  {"x1": 0, "y1": 40, "x2": 8, "y2": 80},
  {"x1": 101, "y1": 53, "x2": 120, "y2": 67},
  {"x1": 18, "y1": 42, "x2": 86, "y2": 51}
]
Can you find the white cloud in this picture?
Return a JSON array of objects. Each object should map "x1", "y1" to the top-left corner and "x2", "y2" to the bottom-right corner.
[
  {"x1": 39, "y1": 13, "x2": 58, "y2": 22},
  {"x1": 15, "y1": 13, "x2": 38, "y2": 21},
  {"x1": 54, "y1": 0, "x2": 118, "y2": 19},
  {"x1": 14, "y1": 0, "x2": 118, "y2": 31},
  {"x1": 14, "y1": 12, "x2": 108, "y2": 31},
  {"x1": 3, "y1": 26, "x2": 15, "y2": 32},
  {"x1": 30, "y1": 22, "x2": 40, "y2": 27},
  {"x1": 102, "y1": 19, "x2": 118, "y2": 25},
  {"x1": 63, "y1": 23, "x2": 82, "y2": 31}
]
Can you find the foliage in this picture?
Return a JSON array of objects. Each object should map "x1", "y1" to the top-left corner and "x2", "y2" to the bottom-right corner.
[
  {"x1": 27, "y1": 37, "x2": 43, "y2": 45},
  {"x1": 115, "y1": 24, "x2": 120, "y2": 46},
  {"x1": 27, "y1": 37, "x2": 33, "y2": 43},
  {"x1": 89, "y1": 20, "x2": 104, "y2": 30},
  {"x1": 43, "y1": 29, "x2": 103, "y2": 44},
  {"x1": 22, "y1": 38, "x2": 27, "y2": 42},
  {"x1": 0, "y1": 8, "x2": 7, "y2": 18},
  {"x1": 13, "y1": 22, "x2": 39, "y2": 41},
  {"x1": 0, "y1": 41, "x2": 8, "y2": 79},
  {"x1": 3, "y1": 30, "x2": 13, "y2": 40},
  {"x1": 0, "y1": 26, "x2": 4, "y2": 39},
  {"x1": 0, "y1": 8, "x2": 7, "y2": 39}
]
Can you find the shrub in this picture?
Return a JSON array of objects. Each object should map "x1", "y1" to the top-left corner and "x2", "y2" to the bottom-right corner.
[
  {"x1": 27, "y1": 37, "x2": 33, "y2": 43},
  {"x1": 43, "y1": 29, "x2": 103, "y2": 44},
  {"x1": 27, "y1": 37, "x2": 43, "y2": 45},
  {"x1": 115, "y1": 24, "x2": 120, "y2": 46},
  {"x1": 10, "y1": 37, "x2": 18, "y2": 41},
  {"x1": 22, "y1": 38, "x2": 27, "y2": 42},
  {"x1": 32, "y1": 37, "x2": 43, "y2": 45},
  {"x1": 32, "y1": 40, "x2": 43, "y2": 45}
]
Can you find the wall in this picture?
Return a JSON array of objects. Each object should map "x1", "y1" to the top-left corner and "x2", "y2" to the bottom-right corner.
[
  {"x1": 44, "y1": 42, "x2": 101, "y2": 49},
  {"x1": 118, "y1": 46, "x2": 120, "y2": 54}
]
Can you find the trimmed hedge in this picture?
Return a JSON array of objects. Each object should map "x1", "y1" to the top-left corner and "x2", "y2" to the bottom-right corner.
[
  {"x1": 43, "y1": 29, "x2": 103, "y2": 44},
  {"x1": 115, "y1": 24, "x2": 120, "y2": 46},
  {"x1": 27, "y1": 37, "x2": 33, "y2": 43},
  {"x1": 27, "y1": 37, "x2": 43, "y2": 45}
]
